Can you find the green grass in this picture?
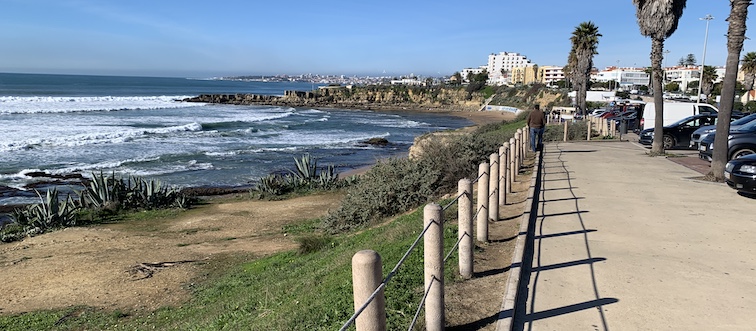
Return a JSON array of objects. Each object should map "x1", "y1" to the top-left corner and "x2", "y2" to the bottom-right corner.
[{"x1": 0, "y1": 201, "x2": 462, "y2": 331}]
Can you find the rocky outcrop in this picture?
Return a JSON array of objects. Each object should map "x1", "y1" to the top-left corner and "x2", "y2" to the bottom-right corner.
[{"x1": 183, "y1": 86, "x2": 484, "y2": 111}]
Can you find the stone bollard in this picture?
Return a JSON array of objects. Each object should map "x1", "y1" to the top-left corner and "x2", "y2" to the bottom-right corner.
[
  {"x1": 499, "y1": 144, "x2": 508, "y2": 205},
  {"x1": 458, "y1": 179, "x2": 473, "y2": 279},
  {"x1": 587, "y1": 120, "x2": 592, "y2": 141},
  {"x1": 477, "y1": 163, "x2": 489, "y2": 243},
  {"x1": 488, "y1": 153, "x2": 499, "y2": 223},
  {"x1": 352, "y1": 250, "x2": 387, "y2": 331},
  {"x1": 423, "y1": 203, "x2": 444, "y2": 331},
  {"x1": 563, "y1": 120, "x2": 568, "y2": 142}
]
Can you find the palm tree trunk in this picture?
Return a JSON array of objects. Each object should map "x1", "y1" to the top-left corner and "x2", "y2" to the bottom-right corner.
[
  {"x1": 651, "y1": 38, "x2": 665, "y2": 154},
  {"x1": 711, "y1": 0, "x2": 750, "y2": 179}
]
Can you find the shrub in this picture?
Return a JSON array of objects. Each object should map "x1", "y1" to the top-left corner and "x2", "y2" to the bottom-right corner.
[
  {"x1": 296, "y1": 234, "x2": 335, "y2": 254},
  {"x1": 323, "y1": 118, "x2": 524, "y2": 232},
  {"x1": 322, "y1": 157, "x2": 441, "y2": 232}
]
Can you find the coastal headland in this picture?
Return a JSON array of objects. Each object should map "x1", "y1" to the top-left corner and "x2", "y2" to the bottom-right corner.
[{"x1": 182, "y1": 85, "x2": 484, "y2": 112}]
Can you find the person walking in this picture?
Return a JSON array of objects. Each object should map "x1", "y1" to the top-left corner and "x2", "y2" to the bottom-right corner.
[{"x1": 527, "y1": 104, "x2": 546, "y2": 152}]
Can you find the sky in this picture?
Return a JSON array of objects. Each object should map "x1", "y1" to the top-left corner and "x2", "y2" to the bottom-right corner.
[{"x1": 0, "y1": 0, "x2": 753, "y2": 78}]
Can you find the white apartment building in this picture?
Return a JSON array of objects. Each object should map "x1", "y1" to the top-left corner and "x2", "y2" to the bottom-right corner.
[
  {"x1": 538, "y1": 66, "x2": 565, "y2": 85},
  {"x1": 593, "y1": 66, "x2": 650, "y2": 90},
  {"x1": 460, "y1": 66, "x2": 487, "y2": 81},
  {"x1": 487, "y1": 52, "x2": 533, "y2": 85}
]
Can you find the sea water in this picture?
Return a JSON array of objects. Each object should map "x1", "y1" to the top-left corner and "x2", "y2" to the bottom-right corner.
[{"x1": 0, "y1": 73, "x2": 472, "y2": 205}]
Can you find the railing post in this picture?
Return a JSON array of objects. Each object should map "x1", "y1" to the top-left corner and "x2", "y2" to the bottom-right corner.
[
  {"x1": 508, "y1": 137, "x2": 516, "y2": 190},
  {"x1": 458, "y1": 179, "x2": 473, "y2": 279},
  {"x1": 476, "y1": 163, "x2": 489, "y2": 243},
  {"x1": 587, "y1": 120, "x2": 592, "y2": 141},
  {"x1": 610, "y1": 119, "x2": 616, "y2": 137},
  {"x1": 499, "y1": 144, "x2": 508, "y2": 205},
  {"x1": 563, "y1": 120, "x2": 568, "y2": 142},
  {"x1": 424, "y1": 203, "x2": 444, "y2": 331},
  {"x1": 514, "y1": 130, "x2": 521, "y2": 173},
  {"x1": 352, "y1": 250, "x2": 386, "y2": 331},
  {"x1": 488, "y1": 153, "x2": 499, "y2": 223}
]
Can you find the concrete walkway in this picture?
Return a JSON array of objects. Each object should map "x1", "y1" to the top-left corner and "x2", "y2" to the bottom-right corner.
[{"x1": 512, "y1": 141, "x2": 756, "y2": 330}]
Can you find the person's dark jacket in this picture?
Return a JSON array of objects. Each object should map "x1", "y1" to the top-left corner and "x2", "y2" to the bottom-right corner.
[{"x1": 527, "y1": 110, "x2": 546, "y2": 129}]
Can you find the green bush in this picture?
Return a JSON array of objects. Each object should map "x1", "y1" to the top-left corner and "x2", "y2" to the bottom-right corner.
[
  {"x1": 323, "y1": 118, "x2": 525, "y2": 232},
  {"x1": 322, "y1": 157, "x2": 441, "y2": 232}
]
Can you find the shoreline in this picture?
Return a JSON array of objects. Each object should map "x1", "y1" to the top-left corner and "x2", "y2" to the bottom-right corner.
[{"x1": 0, "y1": 108, "x2": 516, "y2": 217}]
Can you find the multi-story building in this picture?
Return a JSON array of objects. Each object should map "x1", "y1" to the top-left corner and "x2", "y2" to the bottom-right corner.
[
  {"x1": 593, "y1": 66, "x2": 650, "y2": 90},
  {"x1": 537, "y1": 66, "x2": 565, "y2": 85},
  {"x1": 511, "y1": 65, "x2": 538, "y2": 85},
  {"x1": 487, "y1": 52, "x2": 533, "y2": 85},
  {"x1": 664, "y1": 66, "x2": 700, "y2": 93},
  {"x1": 460, "y1": 66, "x2": 487, "y2": 82}
]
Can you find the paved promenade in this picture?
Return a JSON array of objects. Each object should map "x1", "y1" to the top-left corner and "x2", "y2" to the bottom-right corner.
[{"x1": 509, "y1": 141, "x2": 756, "y2": 331}]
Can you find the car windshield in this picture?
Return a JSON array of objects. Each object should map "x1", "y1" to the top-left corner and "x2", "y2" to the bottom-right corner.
[
  {"x1": 736, "y1": 119, "x2": 756, "y2": 132},
  {"x1": 732, "y1": 113, "x2": 756, "y2": 126},
  {"x1": 668, "y1": 116, "x2": 696, "y2": 126}
]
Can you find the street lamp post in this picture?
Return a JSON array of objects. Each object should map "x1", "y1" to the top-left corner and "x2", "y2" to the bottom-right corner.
[
  {"x1": 663, "y1": 49, "x2": 671, "y2": 93},
  {"x1": 699, "y1": 14, "x2": 714, "y2": 101}
]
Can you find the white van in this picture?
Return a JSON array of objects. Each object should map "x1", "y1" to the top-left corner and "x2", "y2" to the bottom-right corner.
[{"x1": 641, "y1": 102, "x2": 719, "y2": 130}]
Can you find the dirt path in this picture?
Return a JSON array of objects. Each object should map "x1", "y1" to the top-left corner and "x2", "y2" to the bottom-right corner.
[{"x1": 0, "y1": 192, "x2": 344, "y2": 314}]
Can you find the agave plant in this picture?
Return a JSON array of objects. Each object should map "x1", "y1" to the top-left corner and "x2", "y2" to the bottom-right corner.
[
  {"x1": 20, "y1": 188, "x2": 79, "y2": 232},
  {"x1": 291, "y1": 154, "x2": 318, "y2": 181},
  {"x1": 255, "y1": 174, "x2": 287, "y2": 196},
  {"x1": 317, "y1": 165, "x2": 339, "y2": 189},
  {"x1": 80, "y1": 171, "x2": 123, "y2": 210}
]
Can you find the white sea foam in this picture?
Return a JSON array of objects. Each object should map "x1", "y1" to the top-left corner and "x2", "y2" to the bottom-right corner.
[
  {"x1": 124, "y1": 160, "x2": 214, "y2": 177},
  {"x1": 0, "y1": 95, "x2": 200, "y2": 114},
  {"x1": 0, "y1": 122, "x2": 204, "y2": 152}
]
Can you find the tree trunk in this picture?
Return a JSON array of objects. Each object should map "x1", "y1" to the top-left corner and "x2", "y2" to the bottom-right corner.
[
  {"x1": 711, "y1": 0, "x2": 750, "y2": 179},
  {"x1": 651, "y1": 38, "x2": 665, "y2": 155}
]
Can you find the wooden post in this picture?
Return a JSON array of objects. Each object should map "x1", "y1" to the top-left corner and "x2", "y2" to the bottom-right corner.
[{"x1": 587, "y1": 120, "x2": 592, "y2": 141}]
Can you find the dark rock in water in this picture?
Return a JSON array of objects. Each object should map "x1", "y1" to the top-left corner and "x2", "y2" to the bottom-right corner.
[
  {"x1": 23, "y1": 171, "x2": 85, "y2": 180},
  {"x1": 362, "y1": 137, "x2": 389, "y2": 146}
]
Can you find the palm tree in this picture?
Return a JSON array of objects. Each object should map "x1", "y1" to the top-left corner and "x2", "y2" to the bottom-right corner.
[
  {"x1": 632, "y1": 0, "x2": 687, "y2": 155},
  {"x1": 700, "y1": 65, "x2": 718, "y2": 100},
  {"x1": 710, "y1": 0, "x2": 751, "y2": 181},
  {"x1": 741, "y1": 51, "x2": 756, "y2": 102},
  {"x1": 569, "y1": 22, "x2": 601, "y2": 114}
]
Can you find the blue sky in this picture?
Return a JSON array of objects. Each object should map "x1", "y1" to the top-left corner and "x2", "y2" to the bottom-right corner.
[{"x1": 0, "y1": 0, "x2": 753, "y2": 78}]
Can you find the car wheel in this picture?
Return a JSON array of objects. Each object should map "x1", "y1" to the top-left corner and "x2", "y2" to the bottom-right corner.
[
  {"x1": 663, "y1": 135, "x2": 675, "y2": 149},
  {"x1": 731, "y1": 148, "x2": 756, "y2": 159}
]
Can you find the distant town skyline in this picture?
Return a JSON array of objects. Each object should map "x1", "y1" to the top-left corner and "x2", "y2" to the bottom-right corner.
[{"x1": 0, "y1": 0, "x2": 753, "y2": 78}]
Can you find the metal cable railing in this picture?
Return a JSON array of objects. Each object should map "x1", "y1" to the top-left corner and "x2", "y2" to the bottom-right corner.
[{"x1": 343, "y1": 125, "x2": 529, "y2": 331}]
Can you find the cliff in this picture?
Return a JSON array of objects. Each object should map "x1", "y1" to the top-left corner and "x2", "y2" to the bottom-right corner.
[
  {"x1": 182, "y1": 84, "x2": 570, "y2": 113},
  {"x1": 183, "y1": 85, "x2": 485, "y2": 111}
]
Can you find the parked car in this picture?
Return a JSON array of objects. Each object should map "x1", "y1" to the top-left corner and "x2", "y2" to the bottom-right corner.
[
  {"x1": 641, "y1": 102, "x2": 718, "y2": 130},
  {"x1": 698, "y1": 119, "x2": 756, "y2": 161},
  {"x1": 639, "y1": 113, "x2": 718, "y2": 149},
  {"x1": 724, "y1": 153, "x2": 756, "y2": 195},
  {"x1": 690, "y1": 113, "x2": 756, "y2": 149}
]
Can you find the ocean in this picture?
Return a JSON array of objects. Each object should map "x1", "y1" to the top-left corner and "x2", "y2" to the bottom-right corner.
[{"x1": 0, "y1": 73, "x2": 472, "y2": 206}]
